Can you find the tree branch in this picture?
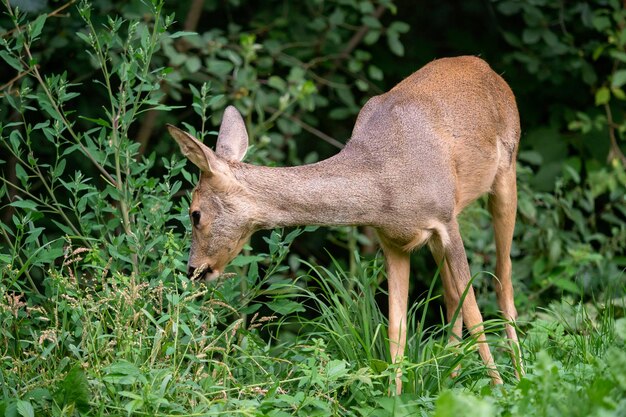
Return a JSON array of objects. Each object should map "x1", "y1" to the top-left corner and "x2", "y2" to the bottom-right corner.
[
  {"x1": 266, "y1": 106, "x2": 344, "y2": 149},
  {"x1": 336, "y1": 4, "x2": 387, "y2": 63},
  {"x1": 184, "y1": 0, "x2": 204, "y2": 32}
]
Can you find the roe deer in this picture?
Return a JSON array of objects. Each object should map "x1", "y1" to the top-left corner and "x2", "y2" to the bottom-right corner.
[{"x1": 168, "y1": 56, "x2": 523, "y2": 393}]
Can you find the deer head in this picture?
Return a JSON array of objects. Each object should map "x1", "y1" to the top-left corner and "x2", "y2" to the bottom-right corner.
[{"x1": 167, "y1": 106, "x2": 253, "y2": 280}]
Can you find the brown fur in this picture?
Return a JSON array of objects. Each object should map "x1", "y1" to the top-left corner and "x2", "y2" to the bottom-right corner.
[{"x1": 168, "y1": 56, "x2": 523, "y2": 393}]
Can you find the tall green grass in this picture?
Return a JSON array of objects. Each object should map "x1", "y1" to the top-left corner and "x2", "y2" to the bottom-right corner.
[
  {"x1": 2, "y1": 244, "x2": 624, "y2": 416},
  {"x1": 291, "y1": 254, "x2": 491, "y2": 393}
]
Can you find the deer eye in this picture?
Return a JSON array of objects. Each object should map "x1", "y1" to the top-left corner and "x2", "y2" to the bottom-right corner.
[{"x1": 191, "y1": 210, "x2": 201, "y2": 227}]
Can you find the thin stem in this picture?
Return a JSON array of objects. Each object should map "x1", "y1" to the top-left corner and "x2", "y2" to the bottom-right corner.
[
  {"x1": 0, "y1": 206, "x2": 39, "y2": 294},
  {"x1": 31, "y1": 162, "x2": 83, "y2": 237},
  {"x1": 266, "y1": 106, "x2": 344, "y2": 149},
  {"x1": 603, "y1": 103, "x2": 626, "y2": 165},
  {"x1": 0, "y1": 67, "x2": 35, "y2": 94},
  {"x1": 83, "y1": 12, "x2": 117, "y2": 126},
  {"x1": 0, "y1": 166, "x2": 81, "y2": 238}
]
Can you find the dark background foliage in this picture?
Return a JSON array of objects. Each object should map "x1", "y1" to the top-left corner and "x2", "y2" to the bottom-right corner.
[{"x1": 1, "y1": 0, "x2": 625, "y2": 311}]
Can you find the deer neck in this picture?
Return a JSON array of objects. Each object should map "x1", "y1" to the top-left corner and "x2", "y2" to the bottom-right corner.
[{"x1": 235, "y1": 154, "x2": 380, "y2": 229}]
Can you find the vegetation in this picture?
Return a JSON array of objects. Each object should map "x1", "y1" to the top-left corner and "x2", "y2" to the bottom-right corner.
[{"x1": 0, "y1": 0, "x2": 624, "y2": 415}]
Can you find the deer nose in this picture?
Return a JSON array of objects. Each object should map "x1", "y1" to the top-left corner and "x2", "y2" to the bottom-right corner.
[
  {"x1": 187, "y1": 265, "x2": 196, "y2": 279},
  {"x1": 187, "y1": 264, "x2": 213, "y2": 279}
]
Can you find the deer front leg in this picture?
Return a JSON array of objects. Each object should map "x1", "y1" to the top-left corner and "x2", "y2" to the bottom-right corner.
[
  {"x1": 381, "y1": 243, "x2": 410, "y2": 395},
  {"x1": 444, "y1": 220, "x2": 503, "y2": 385},
  {"x1": 429, "y1": 240, "x2": 463, "y2": 377},
  {"x1": 429, "y1": 241, "x2": 464, "y2": 344}
]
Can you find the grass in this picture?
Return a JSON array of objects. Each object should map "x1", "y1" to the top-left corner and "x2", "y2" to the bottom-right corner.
[{"x1": 1, "y1": 247, "x2": 624, "y2": 416}]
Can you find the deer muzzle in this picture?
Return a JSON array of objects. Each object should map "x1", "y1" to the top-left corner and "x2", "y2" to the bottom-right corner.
[{"x1": 187, "y1": 263, "x2": 219, "y2": 281}]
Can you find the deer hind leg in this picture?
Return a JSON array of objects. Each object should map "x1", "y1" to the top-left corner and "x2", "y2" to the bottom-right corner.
[
  {"x1": 488, "y1": 164, "x2": 524, "y2": 378},
  {"x1": 443, "y1": 219, "x2": 503, "y2": 385},
  {"x1": 380, "y1": 242, "x2": 410, "y2": 395},
  {"x1": 428, "y1": 240, "x2": 463, "y2": 376}
]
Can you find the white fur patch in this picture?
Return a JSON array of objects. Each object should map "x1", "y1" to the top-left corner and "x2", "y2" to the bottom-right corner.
[{"x1": 402, "y1": 221, "x2": 449, "y2": 252}]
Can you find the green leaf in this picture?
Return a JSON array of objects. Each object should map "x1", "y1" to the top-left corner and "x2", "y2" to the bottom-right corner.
[
  {"x1": 53, "y1": 159, "x2": 66, "y2": 177},
  {"x1": 16, "y1": 400, "x2": 34, "y2": 417},
  {"x1": 541, "y1": 30, "x2": 560, "y2": 47},
  {"x1": 359, "y1": 2, "x2": 374, "y2": 13},
  {"x1": 518, "y1": 196, "x2": 537, "y2": 221},
  {"x1": 103, "y1": 361, "x2": 147, "y2": 385},
  {"x1": 502, "y1": 31, "x2": 522, "y2": 48},
  {"x1": 24, "y1": 388, "x2": 51, "y2": 403},
  {"x1": 369, "y1": 359, "x2": 388, "y2": 373},
  {"x1": 592, "y1": 15, "x2": 611, "y2": 32},
  {"x1": 551, "y1": 277, "x2": 581, "y2": 295},
  {"x1": 0, "y1": 51, "x2": 23, "y2": 72},
  {"x1": 185, "y1": 56, "x2": 202, "y2": 73},
  {"x1": 329, "y1": 107, "x2": 353, "y2": 120},
  {"x1": 170, "y1": 31, "x2": 197, "y2": 39},
  {"x1": 35, "y1": 243, "x2": 64, "y2": 265},
  {"x1": 609, "y1": 50, "x2": 626, "y2": 62},
  {"x1": 208, "y1": 94, "x2": 224, "y2": 106},
  {"x1": 522, "y1": 28, "x2": 542, "y2": 44},
  {"x1": 615, "y1": 317, "x2": 626, "y2": 341},
  {"x1": 15, "y1": 163, "x2": 28, "y2": 184},
  {"x1": 348, "y1": 58, "x2": 363, "y2": 73},
  {"x1": 9, "y1": 200, "x2": 38, "y2": 210},
  {"x1": 268, "y1": 76, "x2": 286, "y2": 90},
  {"x1": 389, "y1": 21, "x2": 410, "y2": 34},
  {"x1": 336, "y1": 86, "x2": 355, "y2": 107},
  {"x1": 29, "y1": 14, "x2": 47, "y2": 40},
  {"x1": 266, "y1": 299, "x2": 306, "y2": 315},
  {"x1": 206, "y1": 59, "x2": 234, "y2": 77},
  {"x1": 363, "y1": 30, "x2": 380, "y2": 45},
  {"x1": 518, "y1": 150, "x2": 543, "y2": 165},
  {"x1": 612, "y1": 87, "x2": 626, "y2": 100},
  {"x1": 33, "y1": 121, "x2": 50, "y2": 130},
  {"x1": 368, "y1": 64, "x2": 383, "y2": 80},
  {"x1": 563, "y1": 164, "x2": 581, "y2": 184},
  {"x1": 434, "y1": 390, "x2": 494, "y2": 417},
  {"x1": 611, "y1": 70, "x2": 626, "y2": 88},
  {"x1": 329, "y1": 8, "x2": 345, "y2": 26},
  {"x1": 124, "y1": 399, "x2": 144, "y2": 415},
  {"x1": 51, "y1": 219, "x2": 75, "y2": 236},
  {"x1": 326, "y1": 359, "x2": 348, "y2": 379},
  {"x1": 361, "y1": 15, "x2": 381, "y2": 29},
  {"x1": 9, "y1": 128, "x2": 22, "y2": 152},
  {"x1": 387, "y1": 33, "x2": 404, "y2": 56},
  {"x1": 595, "y1": 86, "x2": 610, "y2": 105},
  {"x1": 79, "y1": 116, "x2": 111, "y2": 128},
  {"x1": 592, "y1": 44, "x2": 606, "y2": 61},
  {"x1": 54, "y1": 366, "x2": 90, "y2": 412},
  {"x1": 497, "y1": 0, "x2": 521, "y2": 15},
  {"x1": 118, "y1": 391, "x2": 142, "y2": 400},
  {"x1": 230, "y1": 254, "x2": 264, "y2": 267},
  {"x1": 76, "y1": 31, "x2": 92, "y2": 46}
]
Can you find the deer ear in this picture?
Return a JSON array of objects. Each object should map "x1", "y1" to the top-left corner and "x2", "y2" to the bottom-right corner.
[
  {"x1": 216, "y1": 106, "x2": 249, "y2": 161},
  {"x1": 167, "y1": 124, "x2": 217, "y2": 173}
]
